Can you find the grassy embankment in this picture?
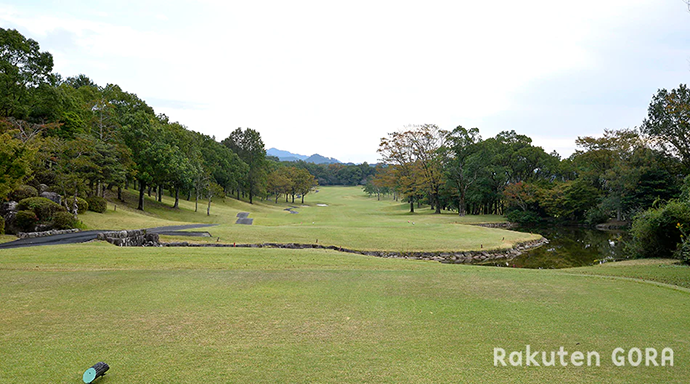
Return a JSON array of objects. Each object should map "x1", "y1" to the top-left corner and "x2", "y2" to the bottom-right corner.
[{"x1": 1, "y1": 186, "x2": 688, "y2": 383}]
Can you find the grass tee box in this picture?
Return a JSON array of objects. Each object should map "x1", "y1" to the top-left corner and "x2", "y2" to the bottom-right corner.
[{"x1": 0, "y1": 245, "x2": 688, "y2": 383}]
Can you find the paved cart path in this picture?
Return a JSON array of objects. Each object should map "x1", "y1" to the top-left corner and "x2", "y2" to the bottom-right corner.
[{"x1": 0, "y1": 224, "x2": 217, "y2": 249}]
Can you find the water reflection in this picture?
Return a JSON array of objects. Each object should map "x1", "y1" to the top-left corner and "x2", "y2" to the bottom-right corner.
[{"x1": 485, "y1": 226, "x2": 629, "y2": 269}]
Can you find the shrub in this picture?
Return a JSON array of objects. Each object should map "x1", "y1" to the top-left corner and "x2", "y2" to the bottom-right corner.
[
  {"x1": 0, "y1": 216, "x2": 4, "y2": 234},
  {"x1": 17, "y1": 197, "x2": 65, "y2": 221},
  {"x1": 64, "y1": 197, "x2": 89, "y2": 214},
  {"x1": 10, "y1": 185, "x2": 38, "y2": 201},
  {"x1": 676, "y1": 223, "x2": 690, "y2": 265},
  {"x1": 626, "y1": 200, "x2": 690, "y2": 259},
  {"x1": 505, "y1": 209, "x2": 541, "y2": 226},
  {"x1": 53, "y1": 211, "x2": 79, "y2": 230},
  {"x1": 86, "y1": 196, "x2": 107, "y2": 213},
  {"x1": 585, "y1": 207, "x2": 610, "y2": 226},
  {"x1": 15, "y1": 210, "x2": 38, "y2": 232}
]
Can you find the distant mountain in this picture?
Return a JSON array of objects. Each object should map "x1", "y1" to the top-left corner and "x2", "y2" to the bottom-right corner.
[
  {"x1": 267, "y1": 148, "x2": 341, "y2": 164},
  {"x1": 266, "y1": 148, "x2": 307, "y2": 161},
  {"x1": 305, "y1": 154, "x2": 340, "y2": 164}
]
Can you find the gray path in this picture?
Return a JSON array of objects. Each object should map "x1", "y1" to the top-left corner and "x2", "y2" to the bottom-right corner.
[
  {"x1": 0, "y1": 224, "x2": 217, "y2": 250},
  {"x1": 235, "y1": 212, "x2": 253, "y2": 225}
]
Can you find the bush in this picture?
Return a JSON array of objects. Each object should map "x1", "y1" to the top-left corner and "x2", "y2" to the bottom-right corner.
[
  {"x1": 626, "y1": 200, "x2": 690, "y2": 259},
  {"x1": 53, "y1": 211, "x2": 79, "y2": 230},
  {"x1": 17, "y1": 197, "x2": 65, "y2": 221},
  {"x1": 505, "y1": 209, "x2": 541, "y2": 226},
  {"x1": 585, "y1": 207, "x2": 610, "y2": 226},
  {"x1": 86, "y1": 196, "x2": 107, "y2": 213},
  {"x1": 10, "y1": 185, "x2": 38, "y2": 201},
  {"x1": 64, "y1": 197, "x2": 89, "y2": 214},
  {"x1": 15, "y1": 210, "x2": 38, "y2": 232},
  {"x1": 0, "y1": 216, "x2": 4, "y2": 234}
]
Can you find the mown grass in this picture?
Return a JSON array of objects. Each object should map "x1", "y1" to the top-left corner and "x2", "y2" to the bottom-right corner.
[
  {"x1": 2, "y1": 187, "x2": 688, "y2": 382},
  {"x1": 562, "y1": 259, "x2": 690, "y2": 289},
  {"x1": 78, "y1": 186, "x2": 537, "y2": 252},
  {"x1": 0, "y1": 234, "x2": 16, "y2": 244},
  {"x1": 0, "y1": 243, "x2": 688, "y2": 383}
]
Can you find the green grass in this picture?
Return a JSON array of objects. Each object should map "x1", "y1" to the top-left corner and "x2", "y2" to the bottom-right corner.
[
  {"x1": 79, "y1": 186, "x2": 536, "y2": 252},
  {"x1": 0, "y1": 244, "x2": 688, "y2": 383},
  {"x1": 0, "y1": 234, "x2": 15, "y2": 244},
  {"x1": 2, "y1": 187, "x2": 688, "y2": 382},
  {"x1": 562, "y1": 259, "x2": 690, "y2": 289}
]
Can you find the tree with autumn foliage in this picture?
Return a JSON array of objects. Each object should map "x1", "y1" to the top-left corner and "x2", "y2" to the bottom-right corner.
[{"x1": 378, "y1": 125, "x2": 447, "y2": 213}]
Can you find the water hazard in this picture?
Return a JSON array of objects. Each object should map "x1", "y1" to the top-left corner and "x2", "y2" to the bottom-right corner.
[{"x1": 484, "y1": 226, "x2": 629, "y2": 269}]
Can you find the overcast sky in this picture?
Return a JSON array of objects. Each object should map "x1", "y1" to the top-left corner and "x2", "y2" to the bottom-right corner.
[{"x1": 2, "y1": 0, "x2": 689, "y2": 163}]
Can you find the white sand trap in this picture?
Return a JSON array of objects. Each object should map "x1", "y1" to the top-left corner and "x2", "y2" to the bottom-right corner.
[{"x1": 316, "y1": 204, "x2": 328, "y2": 207}]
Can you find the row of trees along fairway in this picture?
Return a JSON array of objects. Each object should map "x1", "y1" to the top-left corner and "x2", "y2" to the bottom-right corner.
[
  {"x1": 0, "y1": 28, "x2": 285, "y2": 223},
  {"x1": 375, "y1": 121, "x2": 688, "y2": 224}
]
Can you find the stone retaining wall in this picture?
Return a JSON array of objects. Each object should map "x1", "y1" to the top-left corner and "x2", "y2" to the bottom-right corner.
[
  {"x1": 472, "y1": 222, "x2": 518, "y2": 229},
  {"x1": 17, "y1": 228, "x2": 81, "y2": 238},
  {"x1": 97, "y1": 229, "x2": 159, "y2": 247},
  {"x1": 160, "y1": 237, "x2": 549, "y2": 264}
]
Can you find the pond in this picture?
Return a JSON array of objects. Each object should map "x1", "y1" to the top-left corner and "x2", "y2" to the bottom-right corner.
[{"x1": 482, "y1": 226, "x2": 630, "y2": 269}]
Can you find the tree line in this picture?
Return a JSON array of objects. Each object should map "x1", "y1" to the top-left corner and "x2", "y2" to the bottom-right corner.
[
  {"x1": 372, "y1": 92, "x2": 690, "y2": 261},
  {"x1": 0, "y1": 28, "x2": 319, "y2": 227}
]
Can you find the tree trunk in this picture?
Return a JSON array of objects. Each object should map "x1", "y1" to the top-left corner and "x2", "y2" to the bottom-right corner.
[
  {"x1": 117, "y1": 185, "x2": 123, "y2": 202},
  {"x1": 249, "y1": 188, "x2": 253, "y2": 204},
  {"x1": 195, "y1": 187, "x2": 199, "y2": 212},
  {"x1": 434, "y1": 188, "x2": 441, "y2": 214},
  {"x1": 207, "y1": 194, "x2": 211, "y2": 216},
  {"x1": 138, "y1": 180, "x2": 145, "y2": 211},
  {"x1": 458, "y1": 185, "x2": 467, "y2": 217},
  {"x1": 410, "y1": 197, "x2": 414, "y2": 213},
  {"x1": 301, "y1": 194, "x2": 304, "y2": 204},
  {"x1": 173, "y1": 188, "x2": 179, "y2": 209},
  {"x1": 72, "y1": 182, "x2": 79, "y2": 219},
  {"x1": 157, "y1": 185, "x2": 162, "y2": 202},
  {"x1": 147, "y1": 185, "x2": 152, "y2": 197}
]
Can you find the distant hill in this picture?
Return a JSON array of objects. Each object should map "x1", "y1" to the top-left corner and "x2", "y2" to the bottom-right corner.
[
  {"x1": 266, "y1": 148, "x2": 307, "y2": 161},
  {"x1": 267, "y1": 148, "x2": 341, "y2": 164},
  {"x1": 305, "y1": 154, "x2": 340, "y2": 164}
]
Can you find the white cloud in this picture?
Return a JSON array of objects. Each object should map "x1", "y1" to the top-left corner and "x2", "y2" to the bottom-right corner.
[{"x1": 1, "y1": 0, "x2": 686, "y2": 163}]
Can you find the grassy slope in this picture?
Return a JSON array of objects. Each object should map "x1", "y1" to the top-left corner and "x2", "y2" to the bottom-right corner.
[
  {"x1": 79, "y1": 186, "x2": 538, "y2": 252},
  {"x1": 0, "y1": 244, "x2": 688, "y2": 383}
]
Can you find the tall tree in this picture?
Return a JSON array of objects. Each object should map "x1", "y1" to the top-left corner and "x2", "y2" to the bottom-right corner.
[
  {"x1": 408, "y1": 124, "x2": 447, "y2": 214},
  {"x1": 222, "y1": 128, "x2": 266, "y2": 204},
  {"x1": 0, "y1": 120, "x2": 35, "y2": 199},
  {"x1": 0, "y1": 28, "x2": 56, "y2": 119},
  {"x1": 378, "y1": 129, "x2": 423, "y2": 213},
  {"x1": 641, "y1": 84, "x2": 690, "y2": 173},
  {"x1": 441, "y1": 126, "x2": 482, "y2": 216}
]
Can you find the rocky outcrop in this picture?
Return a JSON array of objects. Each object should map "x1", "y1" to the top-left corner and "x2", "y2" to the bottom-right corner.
[
  {"x1": 97, "y1": 229, "x2": 159, "y2": 247},
  {"x1": 159, "y1": 237, "x2": 549, "y2": 264},
  {"x1": 39, "y1": 192, "x2": 61, "y2": 205},
  {"x1": 1, "y1": 201, "x2": 19, "y2": 234}
]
